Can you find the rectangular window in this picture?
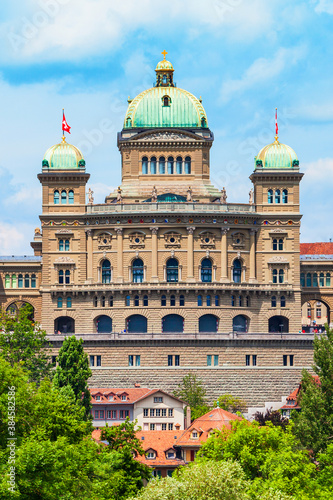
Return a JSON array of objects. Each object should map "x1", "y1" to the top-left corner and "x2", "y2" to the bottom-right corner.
[
  {"x1": 150, "y1": 423, "x2": 155, "y2": 431},
  {"x1": 252, "y1": 355, "x2": 257, "y2": 367},
  {"x1": 168, "y1": 355, "x2": 173, "y2": 366},
  {"x1": 150, "y1": 409, "x2": 155, "y2": 417},
  {"x1": 51, "y1": 355, "x2": 57, "y2": 365},
  {"x1": 135, "y1": 355, "x2": 141, "y2": 367},
  {"x1": 290, "y1": 355, "x2": 294, "y2": 367},
  {"x1": 162, "y1": 423, "x2": 167, "y2": 430},
  {"x1": 316, "y1": 308, "x2": 322, "y2": 318},
  {"x1": 283, "y1": 355, "x2": 288, "y2": 366},
  {"x1": 143, "y1": 408, "x2": 149, "y2": 417},
  {"x1": 90, "y1": 355, "x2": 95, "y2": 367},
  {"x1": 246, "y1": 355, "x2": 250, "y2": 366},
  {"x1": 128, "y1": 355, "x2": 133, "y2": 366},
  {"x1": 154, "y1": 397, "x2": 163, "y2": 403},
  {"x1": 156, "y1": 409, "x2": 161, "y2": 417},
  {"x1": 207, "y1": 355, "x2": 212, "y2": 366},
  {"x1": 96, "y1": 355, "x2": 101, "y2": 367},
  {"x1": 99, "y1": 410, "x2": 104, "y2": 419},
  {"x1": 111, "y1": 410, "x2": 117, "y2": 419},
  {"x1": 168, "y1": 408, "x2": 173, "y2": 417},
  {"x1": 94, "y1": 410, "x2": 99, "y2": 418},
  {"x1": 175, "y1": 355, "x2": 180, "y2": 366},
  {"x1": 167, "y1": 470, "x2": 173, "y2": 477},
  {"x1": 214, "y1": 355, "x2": 219, "y2": 366},
  {"x1": 162, "y1": 409, "x2": 167, "y2": 417},
  {"x1": 107, "y1": 410, "x2": 111, "y2": 419},
  {"x1": 168, "y1": 423, "x2": 173, "y2": 430},
  {"x1": 120, "y1": 410, "x2": 129, "y2": 419}
]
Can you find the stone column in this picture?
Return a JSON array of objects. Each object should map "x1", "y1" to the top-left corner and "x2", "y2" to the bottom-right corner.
[
  {"x1": 249, "y1": 229, "x2": 257, "y2": 283},
  {"x1": 186, "y1": 226, "x2": 196, "y2": 282},
  {"x1": 150, "y1": 227, "x2": 159, "y2": 283},
  {"x1": 86, "y1": 229, "x2": 93, "y2": 283},
  {"x1": 116, "y1": 228, "x2": 124, "y2": 283},
  {"x1": 220, "y1": 227, "x2": 229, "y2": 282}
]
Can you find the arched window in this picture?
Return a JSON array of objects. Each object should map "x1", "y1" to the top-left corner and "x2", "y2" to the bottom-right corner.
[
  {"x1": 162, "y1": 75, "x2": 168, "y2": 85},
  {"x1": 142, "y1": 157, "x2": 148, "y2": 175},
  {"x1": 7, "y1": 303, "x2": 17, "y2": 316},
  {"x1": 176, "y1": 156, "x2": 182, "y2": 174},
  {"x1": 326, "y1": 272, "x2": 331, "y2": 287},
  {"x1": 96, "y1": 315, "x2": 112, "y2": 333},
  {"x1": 199, "y1": 314, "x2": 218, "y2": 333},
  {"x1": 272, "y1": 239, "x2": 277, "y2": 251},
  {"x1": 282, "y1": 189, "x2": 288, "y2": 204},
  {"x1": 269, "y1": 316, "x2": 288, "y2": 333},
  {"x1": 159, "y1": 156, "x2": 165, "y2": 174},
  {"x1": 166, "y1": 258, "x2": 178, "y2": 283},
  {"x1": 272, "y1": 269, "x2": 278, "y2": 284},
  {"x1": 279, "y1": 269, "x2": 284, "y2": 284},
  {"x1": 59, "y1": 239, "x2": 64, "y2": 251},
  {"x1": 125, "y1": 295, "x2": 131, "y2": 307},
  {"x1": 313, "y1": 273, "x2": 318, "y2": 287},
  {"x1": 24, "y1": 274, "x2": 30, "y2": 288},
  {"x1": 319, "y1": 272, "x2": 324, "y2": 287},
  {"x1": 65, "y1": 270, "x2": 70, "y2": 284},
  {"x1": 54, "y1": 190, "x2": 60, "y2": 204},
  {"x1": 65, "y1": 240, "x2": 70, "y2": 251},
  {"x1": 102, "y1": 259, "x2": 111, "y2": 284},
  {"x1": 67, "y1": 296, "x2": 72, "y2": 308},
  {"x1": 109, "y1": 296, "x2": 113, "y2": 307},
  {"x1": 68, "y1": 190, "x2": 74, "y2": 204},
  {"x1": 143, "y1": 295, "x2": 148, "y2": 307},
  {"x1": 132, "y1": 258, "x2": 144, "y2": 283},
  {"x1": 162, "y1": 314, "x2": 184, "y2": 333},
  {"x1": 161, "y1": 295, "x2": 166, "y2": 307},
  {"x1": 185, "y1": 157, "x2": 191, "y2": 174},
  {"x1": 57, "y1": 297, "x2": 63, "y2": 308},
  {"x1": 275, "y1": 189, "x2": 281, "y2": 204},
  {"x1": 170, "y1": 295, "x2": 176, "y2": 306},
  {"x1": 215, "y1": 295, "x2": 219, "y2": 306},
  {"x1": 5, "y1": 275, "x2": 10, "y2": 288},
  {"x1": 279, "y1": 239, "x2": 283, "y2": 251},
  {"x1": 268, "y1": 189, "x2": 273, "y2": 204},
  {"x1": 300, "y1": 273, "x2": 305, "y2": 287},
  {"x1": 233, "y1": 315, "x2": 248, "y2": 333},
  {"x1": 94, "y1": 296, "x2": 98, "y2": 307},
  {"x1": 198, "y1": 295, "x2": 202, "y2": 306},
  {"x1": 163, "y1": 95, "x2": 169, "y2": 106},
  {"x1": 61, "y1": 190, "x2": 67, "y2": 204},
  {"x1": 233, "y1": 259, "x2": 242, "y2": 283},
  {"x1": 168, "y1": 156, "x2": 174, "y2": 175},
  {"x1": 31, "y1": 274, "x2": 36, "y2": 288},
  {"x1": 231, "y1": 295, "x2": 235, "y2": 307},
  {"x1": 246, "y1": 296, "x2": 250, "y2": 307},
  {"x1": 206, "y1": 295, "x2": 211, "y2": 306},
  {"x1": 239, "y1": 296, "x2": 242, "y2": 307},
  {"x1": 306, "y1": 273, "x2": 312, "y2": 287},
  {"x1": 127, "y1": 315, "x2": 147, "y2": 333},
  {"x1": 201, "y1": 258, "x2": 212, "y2": 282},
  {"x1": 180, "y1": 295, "x2": 185, "y2": 306},
  {"x1": 134, "y1": 295, "x2": 140, "y2": 307},
  {"x1": 55, "y1": 317, "x2": 75, "y2": 334},
  {"x1": 280, "y1": 296, "x2": 286, "y2": 308},
  {"x1": 271, "y1": 296, "x2": 276, "y2": 307},
  {"x1": 11, "y1": 275, "x2": 17, "y2": 288},
  {"x1": 150, "y1": 157, "x2": 157, "y2": 175},
  {"x1": 101, "y1": 296, "x2": 106, "y2": 307},
  {"x1": 18, "y1": 274, "x2": 23, "y2": 288}
]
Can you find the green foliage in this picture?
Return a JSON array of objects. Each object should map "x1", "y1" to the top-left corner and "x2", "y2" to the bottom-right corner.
[
  {"x1": 254, "y1": 408, "x2": 289, "y2": 430},
  {"x1": 173, "y1": 373, "x2": 206, "y2": 409},
  {"x1": 101, "y1": 418, "x2": 144, "y2": 455},
  {"x1": 0, "y1": 304, "x2": 52, "y2": 383},
  {"x1": 52, "y1": 336, "x2": 92, "y2": 419},
  {"x1": 214, "y1": 394, "x2": 247, "y2": 413},
  {"x1": 131, "y1": 460, "x2": 250, "y2": 500},
  {"x1": 190, "y1": 405, "x2": 211, "y2": 420}
]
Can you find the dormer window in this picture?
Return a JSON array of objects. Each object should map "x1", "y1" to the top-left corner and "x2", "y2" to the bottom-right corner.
[
  {"x1": 121, "y1": 395, "x2": 127, "y2": 401},
  {"x1": 95, "y1": 395, "x2": 101, "y2": 401},
  {"x1": 167, "y1": 451, "x2": 175, "y2": 459},
  {"x1": 192, "y1": 431, "x2": 198, "y2": 439},
  {"x1": 163, "y1": 96, "x2": 170, "y2": 107},
  {"x1": 146, "y1": 451, "x2": 156, "y2": 459}
]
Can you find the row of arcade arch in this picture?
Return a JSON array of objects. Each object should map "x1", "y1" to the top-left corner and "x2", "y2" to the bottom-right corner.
[{"x1": 54, "y1": 314, "x2": 290, "y2": 334}]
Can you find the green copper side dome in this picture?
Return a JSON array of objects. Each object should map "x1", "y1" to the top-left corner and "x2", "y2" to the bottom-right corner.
[
  {"x1": 42, "y1": 139, "x2": 85, "y2": 170},
  {"x1": 254, "y1": 137, "x2": 299, "y2": 170},
  {"x1": 124, "y1": 86, "x2": 208, "y2": 129}
]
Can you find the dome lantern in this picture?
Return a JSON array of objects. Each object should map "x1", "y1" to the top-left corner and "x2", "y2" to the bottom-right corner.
[{"x1": 155, "y1": 50, "x2": 175, "y2": 87}]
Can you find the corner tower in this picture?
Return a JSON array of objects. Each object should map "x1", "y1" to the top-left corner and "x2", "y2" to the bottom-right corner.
[{"x1": 107, "y1": 52, "x2": 221, "y2": 202}]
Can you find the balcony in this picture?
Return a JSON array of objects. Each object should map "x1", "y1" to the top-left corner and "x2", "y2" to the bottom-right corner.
[{"x1": 86, "y1": 202, "x2": 256, "y2": 215}]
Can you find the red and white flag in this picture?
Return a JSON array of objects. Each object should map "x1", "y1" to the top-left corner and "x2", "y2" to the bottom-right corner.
[
  {"x1": 62, "y1": 111, "x2": 71, "y2": 134},
  {"x1": 275, "y1": 108, "x2": 278, "y2": 136}
]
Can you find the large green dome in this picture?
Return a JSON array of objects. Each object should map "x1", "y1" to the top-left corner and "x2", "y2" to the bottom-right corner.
[
  {"x1": 124, "y1": 86, "x2": 208, "y2": 129},
  {"x1": 42, "y1": 139, "x2": 85, "y2": 170},
  {"x1": 255, "y1": 138, "x2": 299, "y2": 170}
]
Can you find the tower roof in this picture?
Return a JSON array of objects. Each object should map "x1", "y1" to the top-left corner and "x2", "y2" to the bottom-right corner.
[
  {"x1": 42, "y1": 138, "x2": 85, "y2": 170},
  {"x1": 254, "y1": 137, "x2": 299, "y2": 170}
]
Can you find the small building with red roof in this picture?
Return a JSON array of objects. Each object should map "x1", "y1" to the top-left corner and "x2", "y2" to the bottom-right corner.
[{"x1": 280, "y1": 375, "x2": 320, "y2": 418}]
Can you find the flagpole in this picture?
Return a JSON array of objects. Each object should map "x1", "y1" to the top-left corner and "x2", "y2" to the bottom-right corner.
[{"x1": 62, "y1": 108, "x2": 65, "y2": 142}]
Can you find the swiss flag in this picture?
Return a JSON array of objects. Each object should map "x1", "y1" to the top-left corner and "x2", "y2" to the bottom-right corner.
[{"x1": 62, "y1": 111, "x2": 71, "y2": 134}]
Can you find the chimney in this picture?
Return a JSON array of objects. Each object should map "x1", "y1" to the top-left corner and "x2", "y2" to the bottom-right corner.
[
  {"x1": 134, "y1": 383, "x2": 140, "y2": 388},
  {"x1": 186, "y1": 406, "x2": 191, "y2": 429}
]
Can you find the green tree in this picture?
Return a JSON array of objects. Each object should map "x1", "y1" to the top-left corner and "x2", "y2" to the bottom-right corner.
[
  {"x1": 53, "y1": 336, "x2": 92, "y2": 419},
  {"x1": 214, "y1": 394, "x2": 247, "y2": 413},
  {"x1": 173, "y1": 373, "x2": 206, "y2": 410},
  {"x1": 293, "y1": 326, "x2": 333, "y2": 455},
  {"x1": 0, "y1": 304, "x2": 52, "y2": 383},
  {"x1": 254, "y1": 408, "x2": 289, "y2": 430}
]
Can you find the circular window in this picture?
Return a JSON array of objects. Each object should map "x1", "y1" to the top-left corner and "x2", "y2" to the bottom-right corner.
[
  {"x1": 236, "y1": 238, "x2": 240, "y2": 244},
  {"x1": 103, "y1": 239, "x2": 107, "y2": 244},
  {"x1": 205, "y1": 237, "x2": 210, "y2": 243},
  {"x1": 170, "y1": 237, "x2": 175, "y2": 243},
  {"x1": 135, "y1": 238, "x2": 140, "y2": 243}
]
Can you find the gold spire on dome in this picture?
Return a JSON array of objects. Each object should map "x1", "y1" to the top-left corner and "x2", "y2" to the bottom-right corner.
[{"x1": 162, "y1": 50, "x2": 168, "y2": 60}]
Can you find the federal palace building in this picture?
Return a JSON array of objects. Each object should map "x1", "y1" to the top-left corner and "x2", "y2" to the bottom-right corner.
[{"x1": 1, "y1": 54, "x2": 332, "y2": 407}]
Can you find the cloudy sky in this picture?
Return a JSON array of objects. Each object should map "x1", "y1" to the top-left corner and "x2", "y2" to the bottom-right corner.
[{"x1": 1, "y1": 0, "x2": 333, "y2": 254}]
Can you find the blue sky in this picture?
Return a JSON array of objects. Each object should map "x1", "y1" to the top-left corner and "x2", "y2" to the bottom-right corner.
[{"x1": 1, "y1": 0, "x2": 333, "y2": 253}]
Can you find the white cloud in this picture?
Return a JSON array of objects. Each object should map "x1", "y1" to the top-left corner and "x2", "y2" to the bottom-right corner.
[
  {"x1": 220, "y1": 46, "x2": 306, "y2": 103},
  {"x1": 314, "y1": 0, "x2": 333, "y2": 15},
  {"x1": 0, "y1": 222, "x2": 33, "y2": 255}
]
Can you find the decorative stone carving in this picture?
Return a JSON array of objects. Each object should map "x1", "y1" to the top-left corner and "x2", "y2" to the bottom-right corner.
[
  {"x1": 54, "y1": 256, "x2": 75, "y2": 265},
  {"x1": 249, "y1": 188, "x2": 254, "y2": 205},
  {"x1": 220, "y1": 187, "x2": 227, "y2": 204},
  {"x1": 150, "y1": 227, "x2": 159, "y2": 235},
  {"x1": 117, "y1": 186, "x2": 123, "y2": 203},
  {"x1": 200, "y1": 232, "x2": 216, "y2": 249},
  {"x1": 186, "y1": 226, "x2": 195, "y2": 235},
  {"x1": 187, "y1": 186, "x2": 192, "y2": 202},
  {"x1": 151, "y1": 185, "x2": 157, "y2": 202},
  {"x1": 116, "y1": 228, "x2": 123, "y2": 236},
  {"x1": 232, "y1": 232, "x2": 245, "y2": 249},
  {"x1": 164, "y1": 232, "x2": 181, "y2": 248},
  {"x1": 129, "y1": 232, "x2": 146, "y2": 249},
  {"x1": 138, "y1": 132, "x2": 188, "y2": 141},
  {"x1": 88, "y1": 188, "x2": 94, "y2": 204},
  {"x1": 268, "y1": 256, "x2": 289, "y2": 264},
  {"x1": 97, "y1": 233, "x2": 112, "y2": 250}
]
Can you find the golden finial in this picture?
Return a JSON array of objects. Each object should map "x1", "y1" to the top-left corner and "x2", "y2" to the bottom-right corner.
[
  {"x1": 62, "y1": 135, "x2": 66, "y2": 143},
  {"x1": 162, "y1": 50, "x2": 168, "y2": 60}
]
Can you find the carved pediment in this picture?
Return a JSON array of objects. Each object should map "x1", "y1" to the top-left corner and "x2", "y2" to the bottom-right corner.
[
  {"x1": 129, "y1": 232, "x2": 146, "y2": 249},
  {"x1": 164, "y1": 232, "x2": 181, "y2": 248},
  {"x1": 136, "y1": 132, "x2": 192, "y2": 141},
  {"x1": 97, "y1": 233, "x2": 112, "y2": 250},
  {"x1": 199, "y1": 232, "x2": 216, "y2": 249},
  {"x1": 232, "y1": 232, "x2": 246, "y2": 249}
]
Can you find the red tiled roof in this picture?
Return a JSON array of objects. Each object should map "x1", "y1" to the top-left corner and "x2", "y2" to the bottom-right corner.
[
  {"x1": 300, "y1": 243, "x2": 333, "y2": 255},
  {"x1": 89, "y1": 387, "x2": 153, "y2": 405},
  {"x1": 280, "y1": 376, "x2": 321, "y2": 410},
  {"x1": 176, "y1": 407, "x2": 242, "y2": 447}
]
